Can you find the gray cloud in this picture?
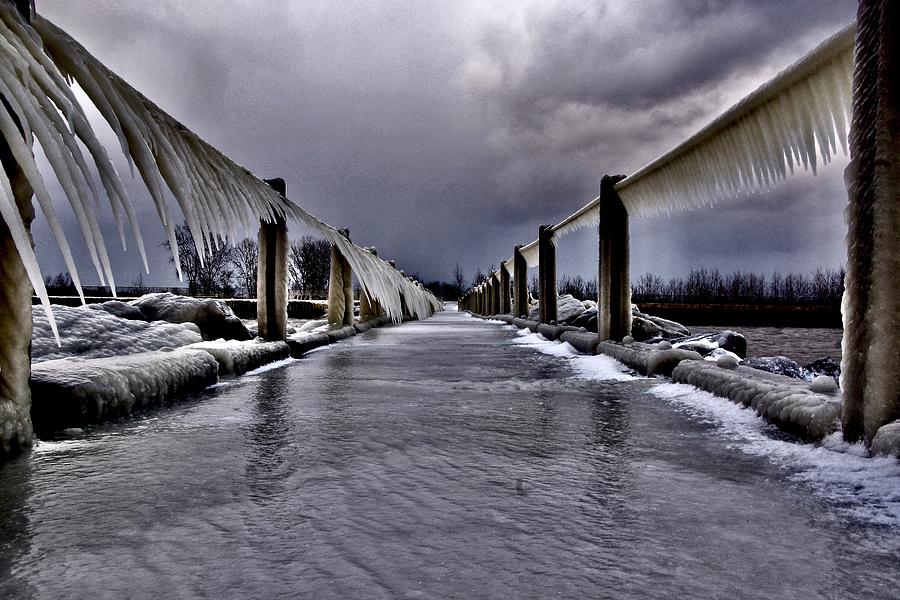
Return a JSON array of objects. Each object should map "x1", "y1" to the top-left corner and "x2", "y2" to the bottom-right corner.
[{"x1": 31, "y1": 0, "x2": 856, "y2": 287}]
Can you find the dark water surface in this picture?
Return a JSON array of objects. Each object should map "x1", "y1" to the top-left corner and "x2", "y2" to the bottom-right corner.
[{"x1": 0, "y1": 311, "x2": 896, "y2": 599}]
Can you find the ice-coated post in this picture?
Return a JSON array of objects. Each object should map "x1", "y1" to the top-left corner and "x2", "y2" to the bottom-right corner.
[
  {"x1": 0, "y1": 0, "x2": 35, "y2": 457},
  {"x1": 491, "y1": 273, "x2": 501, "y2": 315},
  {"x1": 841, "y1": 1, "x2": 900, "y2": 446},
  {"x1": 327, "y1": 229, "x2": 353, "y2": 326},
  {"x1": 598, "y1": 174, "x2": 630, "y2": 341},
  {"x1": 257, "y1": 179, "x2": 289, "y2": 341},
  {"x1": 488, "y1": 276, "x2": 496, "y2": 315},
  {"x1": 359, "y1": 247, "x2": 382, "y2": 321},
  {"x1": 513, "y1": 245, "x2": 528, "y2": 318},
  {"x1": 538, "y1": 225, "x2": 557, "y2": 323},
  {"x1": 499, "y1": 265, "x2": 511, "y2": 315}
]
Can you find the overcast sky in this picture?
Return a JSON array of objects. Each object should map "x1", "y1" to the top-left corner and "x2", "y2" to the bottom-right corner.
[{"x1": 32, "y1": 0, "x2": 857, "y2": 287}]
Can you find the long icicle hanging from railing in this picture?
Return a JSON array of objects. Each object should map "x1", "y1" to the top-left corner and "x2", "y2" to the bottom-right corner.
[
  {"x1": 540, "y1": 21, "x2": 855, "y2": 245},
  {"x1": 615, "y1": 22, "x2": 855, "y2": 218},
  {"x1": 0, "y1": 4, "x2": 438, "y2": 340}
]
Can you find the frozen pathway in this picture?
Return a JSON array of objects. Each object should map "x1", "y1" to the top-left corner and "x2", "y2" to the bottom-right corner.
[{"x1": 1, "y1": 310, "x2": 898, "y2": 599}]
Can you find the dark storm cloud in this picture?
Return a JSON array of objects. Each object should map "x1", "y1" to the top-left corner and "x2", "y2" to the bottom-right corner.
[{"x1": 32, "y1": 0, "x2": 856, "y2": 286}]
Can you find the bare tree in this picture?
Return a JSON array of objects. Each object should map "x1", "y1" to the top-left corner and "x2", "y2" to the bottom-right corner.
[
  {"x1": 164, "y1": 224, "x2": 235, "y2": 297},
  {"x1": 232, "y1": 238, "x2": 259, "y2": 298},
  {"x1": 289, "y1": 235, "x2": 331, "y2": 299},
  {"x1": 452, "y1": 263, "x2": 466, "y2": 295}
]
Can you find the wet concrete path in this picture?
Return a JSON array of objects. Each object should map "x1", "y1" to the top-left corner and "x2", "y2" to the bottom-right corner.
[{"x1": 1, "y1": 310, "x2": 898, "y2": 599}]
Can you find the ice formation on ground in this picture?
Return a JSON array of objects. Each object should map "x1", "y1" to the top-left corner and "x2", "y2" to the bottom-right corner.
[
  {"x1": 649, "y1": 383, "x2": 900, "y2": 528},
  {"x1": 31, "y1": 304, "x2": 202, "y2": 363}
]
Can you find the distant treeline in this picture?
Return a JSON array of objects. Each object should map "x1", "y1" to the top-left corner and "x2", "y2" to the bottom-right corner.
[
  {"x1": 549, "y1": 268, "x2": 845, "y2": 304},
  {"x1": 634, "y1": 267, "x2": 845, "y2": 304}
]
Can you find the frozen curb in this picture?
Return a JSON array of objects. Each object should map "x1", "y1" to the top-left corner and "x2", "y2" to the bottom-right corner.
[
  {"x1": 671, "y1": 360, "x2": 841, "y2": 441},
  {"x1": 188, "y1": 340, "x2": 291, "y2": 376},
  {"x1": 597, "y1": 341, "x2": 703, "y2": 377},
  {"x1": 30, "y1": 348, "x2": 219, "y2": 435}
]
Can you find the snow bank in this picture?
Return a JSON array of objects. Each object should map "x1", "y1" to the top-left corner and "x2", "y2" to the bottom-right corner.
[
  {"x1": 187, "y1": 339, "x2": 290, "y2": 377},
  {"x1": 649, "y1": 383, "x2": 900, "y2": 528},
  {"x1": 670, "y1": 360, "x2": 841, "y2": 440},
  {"x1": 30, "y1": 349, "x2": 219, "y2": 434},
  {"x1": 32, "y1": 304, "x2": 202, "y2": 363}
]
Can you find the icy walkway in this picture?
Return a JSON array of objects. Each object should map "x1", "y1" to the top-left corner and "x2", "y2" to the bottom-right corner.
[{"x1": 1, "y1": 311, "x2": 898, "y2": 599}]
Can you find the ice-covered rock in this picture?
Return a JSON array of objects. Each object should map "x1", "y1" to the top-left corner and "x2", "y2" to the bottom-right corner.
[
  {"x1": 30, "y1": 349, "x2": 219, "y2": 434},
  {"x1": 742, "y1": 356, "x2": 804, "y2": 380},
  {"x1": 582, "y1": 300, "x2": 597, "y2": 310},
  {"x1": 631, "y1": 307, "x2": 691, "y2": 341},
  {"x1": 557, "y1": 294, "x2": 586, "y2": 323},
  {"x1": 717, "y1": 354, "x2": 739, "y2": 369},
  {"x1": 673, "y1": 331, "x2": 747, "y2": 358},
  {"x1": 571, "y1": 307, "x2": 598, "y2": 332},
  {"x1": 32, "y1": 305, "x2": 203, "y2": 363},
  {"x1": 803, "y1": 357, "x2": 841, "y2": 381},
  {"x1": 871, "y1": 421, "x2": 900, "y2": 458},
  {"x1": 527, "y1": 304, "x2": 540, "y2": 320},
  {"x1": 130, "y1": 293, "x2": 251, "y2": 341}
]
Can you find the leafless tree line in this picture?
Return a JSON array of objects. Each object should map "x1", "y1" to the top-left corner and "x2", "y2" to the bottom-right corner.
[{"x1": 632, "y1": 267, "x2": 845, "y2": 303}]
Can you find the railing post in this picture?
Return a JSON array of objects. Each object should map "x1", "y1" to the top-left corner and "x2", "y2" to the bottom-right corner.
[
  {"x1": 841, "y1": 1, "x2": 900, "y2": 446},
  {"x1": 538, "y1": 225, "x2": 557, "y2": 323},
  {"x1": 499, "y1": 265, "x2": 511, "y2": 315},
  {"x1": 513, "y1": 245, "x2": 528, "y2": 318},
  {"x1": 257, "y1": 178, "x2": 289, "y2": 341},
  {"x1": 327, "y1": 229, "x2": 354, "y2": 326},
  {"x1": 597, "y1": 174, "x2": 630, "y2": 341},
  {"x1": 0, "y1": 38, "x2": 34, "y2": 455},
  {"x1": 491, "y1": 273, "x2": 501, "y2": 315}
]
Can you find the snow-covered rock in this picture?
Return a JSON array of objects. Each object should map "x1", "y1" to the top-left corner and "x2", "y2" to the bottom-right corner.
[
  {"x1": 32, "y1": 305, "x2": 203, "y2": 363},
  {"x1": 871, "y1": 420, "x2": 900, "y2": 458},
  {"x1": 571, "y1": 307, "x2": 598, "y2": 332},
  {"x1": 130, "y1": 293, "x2": 251, "y2": 341},
  {"x1": 87, "y1": 300, "x2": 148, "y2": 321},
  {"x1": 30, "y1": 349, "x2": 219, "y2": 434}
]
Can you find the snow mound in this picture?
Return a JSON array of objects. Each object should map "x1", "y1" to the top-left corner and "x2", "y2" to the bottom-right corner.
[
  {"x1": 670, "y1": 359, "x2": 841, "y2": 440},
  {"x1": 32, "y1": 304, "x2": 203, "y2": 363},
  {"x1": 30, "y1": 349, "x2": 219, "y2": 434},
  {"x1": 130, "y1": 293, "x2": 251, "y2": 341},
  {"x1": 187, "y1": 339, "x2": 291, "y2": 376}
]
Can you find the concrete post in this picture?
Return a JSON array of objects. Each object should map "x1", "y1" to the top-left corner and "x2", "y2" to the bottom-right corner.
[
  {"x1": 597, "y1": 175, "x2": 630, "y2": 341},
  {"x1": 0, "y1": 0, "x2": 34, "y2": 456},
  {"x1": 513, "y1": 245, "x2": 528, "y2": 318},
  {"x1": 841, "y1": 1, "x2": 900, "y2": 446},
  {"x1": 257, "y1": 179, "x2": 289, "y2": 341},
  {"x1": 499, "y1": 265, "x2": 511, "y2": 315},
  {"x1": 327, "y1": 229, "x2": 353, "y2": 326},
  {"x1": 538, "y1": 225, "x2": 557, "y2": 323}
]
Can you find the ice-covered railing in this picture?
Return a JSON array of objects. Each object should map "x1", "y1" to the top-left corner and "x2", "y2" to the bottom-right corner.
[
  {"x1": 509, "y1": 22, "x2": 855, "y2": 268},
  {"x1": 0, "y1": 5, "x2": 438, "y2": 337}
]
